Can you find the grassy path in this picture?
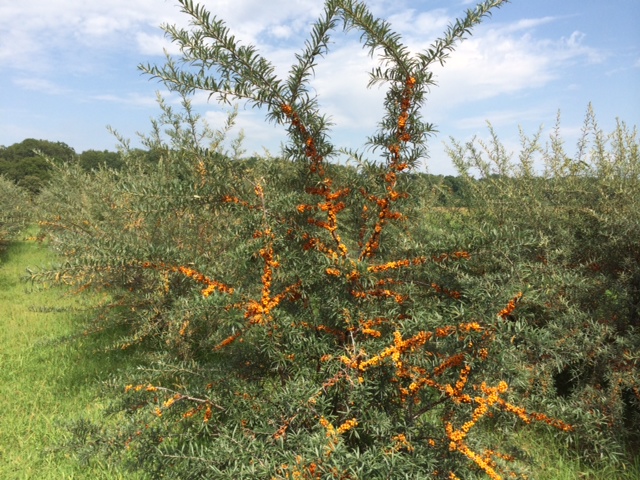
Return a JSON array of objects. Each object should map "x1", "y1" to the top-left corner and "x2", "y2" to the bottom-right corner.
[{"x1": 0, "y1": 236, "x2": 140, "y2": 479}]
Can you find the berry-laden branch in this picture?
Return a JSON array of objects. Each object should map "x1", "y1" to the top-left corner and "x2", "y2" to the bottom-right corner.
[
  {"x1": 215, "y1": 184, "x2": 302, "y2": 350},
  {"x1": 321, "y1": 294, "x2": 572, "y2": 480},
  {"x1": 360, "y1": 75, "x2": 416, "y2": 259},
  {"x1": 281, "y1": 103, "x2": 351, "y2": 260},
  {"x1": 141, "y1": 261, "x2": 234, "y2": 297}
]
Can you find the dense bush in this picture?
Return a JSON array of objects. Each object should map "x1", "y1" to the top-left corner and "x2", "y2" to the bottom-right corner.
[
  {"x1": 34, "y1": 0, "x2": 640, "y2": 478},
  {"x1": 447, "y1": 107, "x2": 640, "y2": 459},
  {"x1": 0, "y1": 176, "x2": 30, "y2": 248}
]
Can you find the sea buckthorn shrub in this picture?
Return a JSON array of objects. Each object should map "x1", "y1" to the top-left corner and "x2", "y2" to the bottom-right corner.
[
  {"x1": 36, "y1": 1, "x2": 580, "y2": 478},
  {"x1": 0, "y1": 175, "x2": 30, "y2": 248},
  {"x1": 447, "y1": 106, "x2": 640, "y2": 460},
  {"x1": 35, "y1": 95, "x2": 252, "y2": 357}
]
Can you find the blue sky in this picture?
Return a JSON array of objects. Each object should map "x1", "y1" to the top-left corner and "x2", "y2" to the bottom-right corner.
[{"x1": 1, "y1": 0, "x2": 638, "y2": 175}]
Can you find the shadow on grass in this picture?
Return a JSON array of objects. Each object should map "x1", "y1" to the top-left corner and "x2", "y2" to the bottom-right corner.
[
  {"x1": 0, "y1": 235, "x2": 150, "y2": 479},
  {"x1": 35, "y1": 307, "x2": 154, "y2": 478}
]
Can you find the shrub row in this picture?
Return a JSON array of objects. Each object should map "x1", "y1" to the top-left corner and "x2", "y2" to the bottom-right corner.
[{"x1": 33, "y1": 1, "x2": 638, "y2": 477}]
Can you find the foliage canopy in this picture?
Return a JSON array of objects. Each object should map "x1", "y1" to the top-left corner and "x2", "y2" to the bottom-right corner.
[{"x1": 0, "y1": 138, "x2": 75, "y2": 193}]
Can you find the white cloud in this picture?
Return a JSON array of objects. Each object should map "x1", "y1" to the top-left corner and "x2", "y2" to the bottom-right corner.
[
  {"x1": 148, "y1": 7, "x2": 606, "y2": 158},
  {"x1": 79, "y1": 14, "x2": 128, "y2": 38},
  {"x1": 177, "y1": 0, "x2": 322, "y2": 46},
  {"x1": 12, "y1": 77, "x2": 68, "y2": 95},
  {"x1": 387, "y1": 9, "x2": 451, "y2": 43},
  {"x1": 268, "y1": 25, "x2": 295, "y2": 40},
  {"x1": 90, "y1": 92, "x2": 161, "y2": 108},
  {"x1": 203, "y1": 108, "x2": 287, "y2": 156},
  {"x1": 454, "y1": 107, "x2": 550, "y2": 130},
  {"x1": 136, "y1": 32, "x2": 183, "y2": 56},
  {"x1": 499, "y1": 16, "x2": 558, "y2": 34},
  {"x1": 423, "y1": 23, "x2": 605, "y2": 114},
  {"x1": 432, "y1": 35, "x2": 552, "y2": 102},
  {"x1": 309, "y1": 43, "x2": 382, "y2": 126},
  {"x1": 0, "y1": 0, "x2": 180, "y2": 69}
]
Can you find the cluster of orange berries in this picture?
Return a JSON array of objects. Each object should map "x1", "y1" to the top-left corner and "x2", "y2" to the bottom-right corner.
[
  {"x1": 498, "y1": 292, "x2": 523, "y2": 319},
  {"x1": 141, "y1": 261, "x2": 234, "y2": 297},
  {"x1": 347, "y1": 330, "x2": 431, "y2": 373},
  {"x1": 214, "y1": 331, "x2": 243, "y2": 351},
  {"x1": 367, "y1": 256, "x2": 427, "y2": 273},
  {"x1": 125, "y1": 383, "x2": 158, "y2": 393},
  {"x1": 389, "y1": 433, "x2": 415, "y2": 453},
  {"x1": 195, "y1": 159, "x2": 207, "y2": 188},
  {"x1": 329, "y1": 310, "x2": 562, "y2": 478},
  {"x1": 433, "y1": 251, "x2": 472, "y2": 262},
  {"x1": 431, "y1": 282, "x2": 462, "y2": 299},
  {"x1": 126, "y1": 381, "x2": 219, "y2": 425},
  {"x1": 222, "y1": 194, "x2": 254, "y2": 209},
  {"x1": 275, "y1": 455, "x2": 326, "y2": 480},
  {"x1": 359, "y1": 189, "x2": 405, "y2": 259},
  {"x1": 434, "y1": 352, "x2": 466, "y2": 377},
  {"x1": 297, "y1": 181, "x2": 350, "y2": 258},
  {"x1": 272, "y1": 418, "x2": 292, "y2": 441},
  {"x1": 442, "y1": 378, "x2": 572, "y2": 480},
  {"x1": 214, "y1": 229, "x2": 301, "y2": 349},
  {"x1": 319, "y1": 416, "x2": 358, "y2": 437},
  {"x1": 389, "y1": 75, "x2": 417, "y2": 157},
  {"x1": 357, "y1": 77, "x2": 417, "y2": 259},
  {"x1": 444, "y1": 381, "x2": 510, "y2": 480},
  {"x1": 350, "y1": 287, "x2": 407, "y2": 304},
  {"x1": 365, "y1": 250, "x2": 471, "y2": 274},
  {"x1": 281, "y1": 103, "x2": 324, "y2": 175},
  {"x1": 243, "y1": 243, "x2": 278, "y2": 325},
  {"x1": 356, "y1": 317, "x2": 386, "y2": 338}
]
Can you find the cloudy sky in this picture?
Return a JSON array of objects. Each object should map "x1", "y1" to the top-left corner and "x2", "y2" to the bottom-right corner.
[{"x1": 1, "y1": 0, "x2": 638, "y2": 174}]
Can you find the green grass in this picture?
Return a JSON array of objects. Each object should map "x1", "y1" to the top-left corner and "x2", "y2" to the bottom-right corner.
[
  {"x1": 0, "y1": 234, "x2": 146, "y2": 479},
  {"x1": 510, "y1": 428, "x2": 640, "y2": 480}
]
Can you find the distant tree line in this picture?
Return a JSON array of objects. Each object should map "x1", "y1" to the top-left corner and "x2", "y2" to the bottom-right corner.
[
  {"x1": 0, "y1": 138, "x2": 470, "y2": 204},
  {"x1": 0, "y1": 139, "x2": 124, "y2": 194}
]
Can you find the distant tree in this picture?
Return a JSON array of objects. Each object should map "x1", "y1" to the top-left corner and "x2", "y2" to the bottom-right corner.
[
  {"x1": 0, "y1": 139, "x2": 76, "y2": 193},
  {"x1": 442, "y1": 174, "x2": 470, "y2": 205},
  {"x1": 0, "y1": 138, "x2": 75, "y2": 163},
  {"x1": 78, "y1": 149, "x2": 124, "y2": 171}
]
